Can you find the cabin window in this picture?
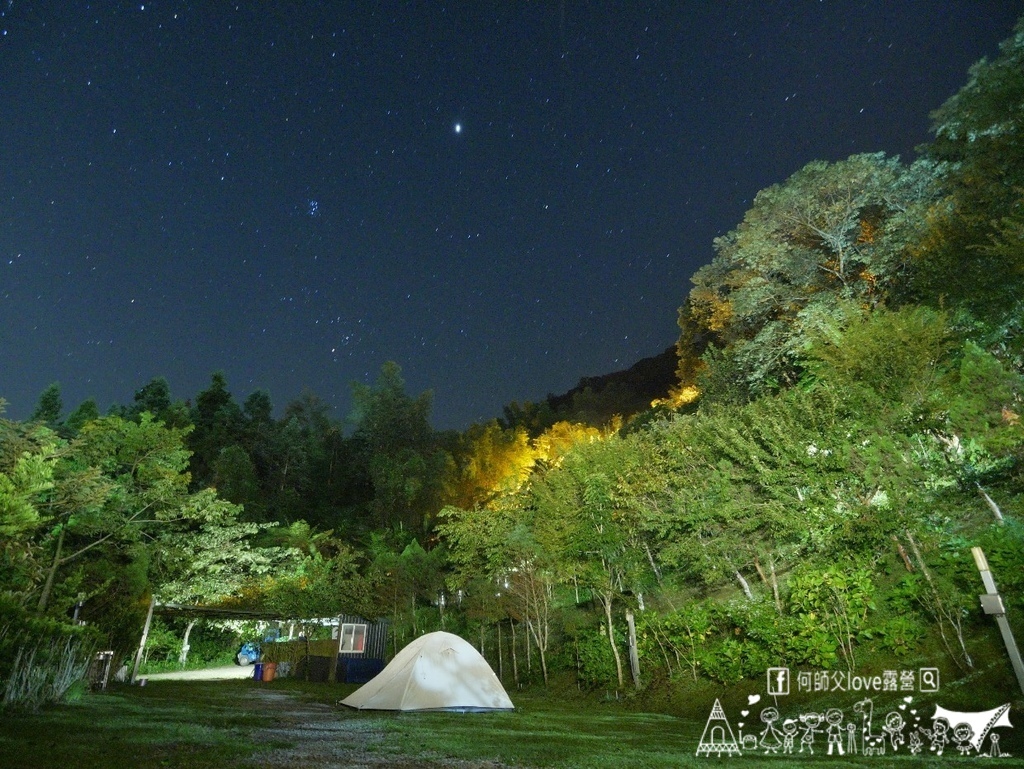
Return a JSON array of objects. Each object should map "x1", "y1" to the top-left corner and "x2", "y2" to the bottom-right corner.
[{"x1": 339, "y1": 623, "x2": 367, "y2": 653}]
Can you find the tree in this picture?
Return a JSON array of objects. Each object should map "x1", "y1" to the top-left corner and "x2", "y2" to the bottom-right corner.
[
  {"x1": 0, "y1": 419, "x2": 59, "y2": 606},
  {"x1": 350, "y1": 362, "x2": 449, "y2": 532},
  {"x1": 530, "y1": 436, "x2": 653, "y2": 689},
  {"x1": 915, "y1": 18, "x2": 1024, "y2": 324},
  {"x1": 153, "y1": 492, "x2": 291, "y2": 663},
  {"x1": 439, "y1": 496, "x2": 559, "y2": 684},
  {"x1": 212, "y1": 445, "x2": 260, "y2": 510},
  {"x1": 30, "y1": 384, "x2": 63, "y2": 427},
  {"x1": 442, "y1": 420, "x2": 536, "y2": 510},
  {"x1": 188, "y1": 373, "x2": 243, "y2": 488},
  {"x1": 64, "y1": 399, "x2": 100, "y2": 434},
  {"x1": 679, "y1": 153, "x2": 941, "y2": 398},
  {"x1": 34, "y1": 414, "x2": 194, "y2": 613}
]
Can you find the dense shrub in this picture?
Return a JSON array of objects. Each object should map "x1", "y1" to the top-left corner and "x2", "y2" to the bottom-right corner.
[{"x1": 0, "y1": 599, "x2": 96, "y2": 712}]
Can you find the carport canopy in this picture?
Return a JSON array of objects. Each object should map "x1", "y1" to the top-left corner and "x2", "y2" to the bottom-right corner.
[{"x1": 131, "y1": 599, "x2": 319, "y2": 683}]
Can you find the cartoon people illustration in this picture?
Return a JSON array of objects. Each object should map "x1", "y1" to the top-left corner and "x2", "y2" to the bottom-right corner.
[
  {"x1": 758, "y1": 707, "x2": 784, "y2": 754},
  {"x1": 824, "y1": 708, "x2": 845, "y2": 756},
  {"x1": 781, "y1": 720, "x2": 798, "y2": 754},
  {"x1": 882, "y1": 711, "x2": 905, "y2": 752},
  {"x1": 799, "y1": 711, "x2": 822, "y2": 755},
  {"x1": 952, "y1": 723, "x2": 974, "y2": 756},
  {"x1": 920, "y1": 718, "x2": 950, "y2": 756}
]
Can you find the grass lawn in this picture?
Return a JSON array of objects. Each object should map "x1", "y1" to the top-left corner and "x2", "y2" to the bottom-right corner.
[
  {"x1": 0, "y1": 680, "x2": 278, "y2": 769},
  {"x1": 0, "y1": 676, "x2": 1022, "y2": 768}
]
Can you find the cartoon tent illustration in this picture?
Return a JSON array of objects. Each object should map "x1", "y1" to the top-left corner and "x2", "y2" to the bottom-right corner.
[
  {"x1": 696, "y1": 698, "x2": 742, "y2": 756},
  {"x1": 932, "y1": 704, "x2": 1012, "y2": 752}
]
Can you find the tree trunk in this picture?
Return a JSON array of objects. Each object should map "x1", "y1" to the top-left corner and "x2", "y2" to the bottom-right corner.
[
  {"x1": 510, "y1": 619, "x2": 519, "y2": 688},
  {"x1": 601, "y1": 592, "x2": 624, "y2": 689},
  {"x1": 525, "y1": 619, "x2": 532, "y2": 674},
  {"x1": 497, "y1": 621, "x2": 503, "y2": 680},
  {"x1": 892, "y1": 535, "x2": 915, "y2": 572},
  {"x1": 179, "y1": 619, "x2": 198, "y2": 666},
  {"x1": 626, "y1": 609, "x2": 641, "y2": 690},
  {"x1": 644, "y1": 543, "x2": 663, "y2": 587},
  {"x1": 977, "y1": 483, "x2": 1005, "y2": 523},
  {"x1": 769, "y1": 559, "x2": 781, "y2": 614},
  {"x1": 737, "y1": 573, "x2": 753, "y2": 602},
  {"x1": 130, "y1": 595, "x2": 157, "y2": 684},
  {"x1": 37, "y1": 524, "x2": 67, "y2": 613}
]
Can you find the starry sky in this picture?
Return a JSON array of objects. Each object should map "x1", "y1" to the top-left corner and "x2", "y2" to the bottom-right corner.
[{"x1": 1, "y1": 2, "x2": 1021, "y2": 430}]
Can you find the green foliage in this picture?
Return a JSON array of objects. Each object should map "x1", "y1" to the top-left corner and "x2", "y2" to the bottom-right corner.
[
  {"x1": 64, "y1": 399, "x2": 100, "y2": 434},
  {"x1": 351, "y1": 362, "x2": 451, "y2": 532},
  {"x1": 0, "y1": 597, "x2": 97, "y2": 712},
  {"x1": 871, "y1": 615, "x2": 928, "y2": 658},
  {"x1": 571, "y1": 626, "x2": 621, "y2": 689},
  {"x1": 682, "y1": 152, "x2": 942, "y2": 398},
  {"x1": 30, "y1": 383, "x2": 64, "y2": 426},
  {"x1": 916, "y1": 18, "x2": 1024, "y2": 324},
  {"x1": 802, "y1": 303, "x2": 952, "y2": 410}
]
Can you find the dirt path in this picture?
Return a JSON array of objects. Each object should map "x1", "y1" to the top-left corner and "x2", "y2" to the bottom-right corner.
[
  {"x1": 243, "y1": 688, "x2": 514, "y2": 769},
  {"x1": 140, "y1": 664, "x2": 253, "y2": 681}
]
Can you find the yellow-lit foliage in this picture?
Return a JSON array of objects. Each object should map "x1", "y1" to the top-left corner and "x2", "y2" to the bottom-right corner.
[
  {"x1": 445, "y1": 421, "x2": 538, "y2": 510},
  {"x1": 533, "y1": 421, "x2": 603, "y2": 467},
  {"x1": 651, "y1": 385, "x2": 700, "y2": 410},
  {"x1": 689, "y1": 286, "x2": 733, "y2": 332},
  {"x1": 857, "y1": 217, "x2": 879, "y2": 245}
]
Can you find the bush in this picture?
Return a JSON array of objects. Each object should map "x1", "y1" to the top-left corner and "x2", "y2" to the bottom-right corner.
[
  {"x1": 571, "y1": 626, "x2": 620, "y2": 689},
  {"x1": 0, "y1": 599, "x2": 96, "y2": 712},
  {"x1": 872, "y1": 615, "x2": 928, "y2": 658},
  {"x1": 1, "y1": 635, "x2": 92, "y2": 712}
]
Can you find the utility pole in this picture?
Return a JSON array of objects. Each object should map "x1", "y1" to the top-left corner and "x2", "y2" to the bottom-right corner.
[{"x1": 972, "y1": 547, "x2": 1024, "y2": 696}]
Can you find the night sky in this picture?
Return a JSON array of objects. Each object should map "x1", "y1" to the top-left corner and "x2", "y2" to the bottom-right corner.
[{"x1": 1, "y1": 2, "x2": 1021, "y2": 430}]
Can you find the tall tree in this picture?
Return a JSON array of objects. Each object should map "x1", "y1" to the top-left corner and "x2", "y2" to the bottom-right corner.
[
  {"x1": 30, "y1": 383, "x2": 63, "y2": 427},
  {"x1": 64, "y1": 398, "x2": 100, "y2": 434},
  {"x1": 188, "y1": 372, "x2": 243, "y2": 488},
  {"x1": 351, "y1": 362, "x2": 449, "y2": 533},
  {"x1": 443, "y1": 420, "x2": 536, "y2": 510}
]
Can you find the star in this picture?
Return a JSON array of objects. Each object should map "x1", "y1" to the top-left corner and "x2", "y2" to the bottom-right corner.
[{"x1": 453, "y1": 122, "x2": 462, "y2": 134}]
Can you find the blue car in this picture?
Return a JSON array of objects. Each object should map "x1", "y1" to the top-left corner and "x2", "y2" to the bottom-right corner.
[{"x1": 236, "y1": 642, "x2": 261, "y2": 666}]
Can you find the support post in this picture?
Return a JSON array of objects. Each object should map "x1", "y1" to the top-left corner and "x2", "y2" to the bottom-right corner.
[
  {"x1": 329, "y1": 616, "x2": 343, "y2": 683},
  {"x1": 972, "y1": 547, "x2": 1024, "y2": 696},
  {"x1": 130, "y1": 595, "x2": 157, "y2": 685}
]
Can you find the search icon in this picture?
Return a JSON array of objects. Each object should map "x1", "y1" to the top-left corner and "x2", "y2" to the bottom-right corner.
[{"x1": 920, "y1": 668, "x2": 940, "y2": 692}]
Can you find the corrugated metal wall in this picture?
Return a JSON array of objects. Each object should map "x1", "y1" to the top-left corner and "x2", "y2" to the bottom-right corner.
[{"x1": 337, "y1": 614, "x2": 389, "y2": 660}]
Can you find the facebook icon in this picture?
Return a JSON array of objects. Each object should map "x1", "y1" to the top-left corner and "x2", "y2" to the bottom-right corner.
[{"x1": 767, "y1": 667, "x2": 790, "y2": 696}]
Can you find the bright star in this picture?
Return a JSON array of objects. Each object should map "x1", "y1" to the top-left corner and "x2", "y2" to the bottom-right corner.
[{"x1": 453, "y1": 122, "x2": 462, "y2": 134}]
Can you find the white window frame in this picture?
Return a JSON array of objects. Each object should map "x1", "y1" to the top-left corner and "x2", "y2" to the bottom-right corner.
[{"x1": 338, "y1": 623, "x2": 367, "y2": 654}]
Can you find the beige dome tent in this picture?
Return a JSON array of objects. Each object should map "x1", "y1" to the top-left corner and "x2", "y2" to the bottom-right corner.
[{"x1": 340, "y1": 630, "x2": 514, "y2": 712}]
